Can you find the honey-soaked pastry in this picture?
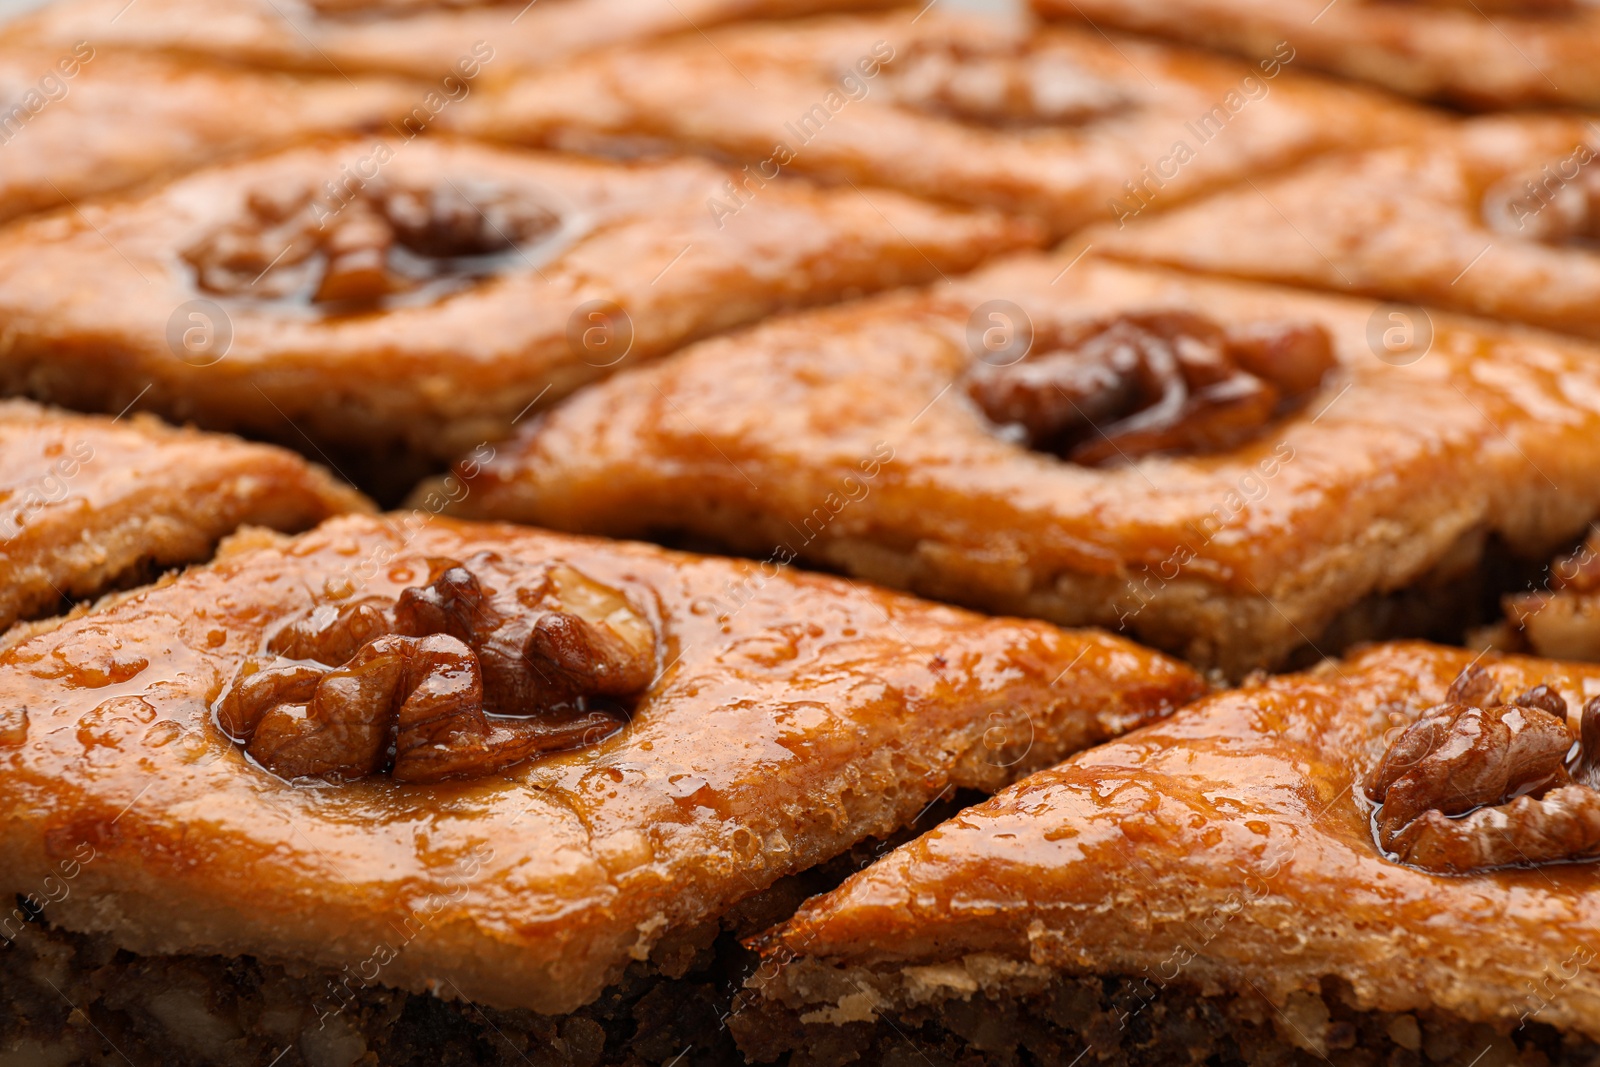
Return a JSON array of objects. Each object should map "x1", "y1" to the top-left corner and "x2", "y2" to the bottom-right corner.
[
  {"x1": 736, "y1": 643, "x2": 1600, "y2": 1064},
  {"x1": 7, "y1": 0, "x2": 888, "y2": 79},
  {"x1": 1094, "y1": 115, "x2": 1600, "y2": 343},
  {"x1": 445, "y1": 9, "x2": 1435, "y2": 237},
  {"x1": 443, "y1": 255, "x2": 1600, "y2": 675},
  {"x1": 1033, "y1": 0, "x2": 1600, "y2": 110},
  {"x1": 0, "y1": 399, "x2": 366, "y2": 636},
  {"x1": 0, "y1": 47, "x2": 415, "y2": 226},
  {"x1": 0, "y1": 137, "x2": 1034, "y2": 484},
  {"x1": 0, "y1": 513, "x2": 1202, "y2": 1021}
]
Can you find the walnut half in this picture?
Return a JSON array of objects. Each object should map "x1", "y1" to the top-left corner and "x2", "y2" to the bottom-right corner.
[
  {"x1": 216, "y1": 556, "x2": 656, "y2": 784},
  {"x1": 1363, "y1": 665, "x2": 1600, "y2": 873}
]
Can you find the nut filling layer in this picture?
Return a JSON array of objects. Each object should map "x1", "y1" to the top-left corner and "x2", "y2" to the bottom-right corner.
[
  {"x1": 1365, "y1": 665, "x2": 1600, "y2": 873},
  {"x1": 964, "y1": 310, "x2": 1337, "y2": 465},
  {"x1": 185, "y1": 179, "x2": 564, "y2": 311},
  {"x1": 216, "y1": 554, "x2": 655, "y2": 783}
]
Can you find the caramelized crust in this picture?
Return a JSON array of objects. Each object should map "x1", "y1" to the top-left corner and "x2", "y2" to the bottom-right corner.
[
  {"x1": 0, "y1": 399, "x2": 366, "y2": 634},
  {"x1": 443, "y1": 255, "x2": 1600, "y2": 674},
  {"x1": 445, "y1": 10, "x2": 1435, "y2": 236},
  {"x1": 1032, "y1": 0, "x2": 1600, "y2": 110},
  {"x1": 0, "y1": 49, "x2": 415, "y2": 227},
  {"x1": 0, "y1": 514, "x2": 1201, "y2": 1015},
  {"x1": 0, "y1": 137, "x2": 1034, "y2": 475},
  {"x1": 754, "y1": 642, "x2": 1600, "y2": 1044},
  {"x1": 8, "y1": 0, "x2": 893, "y2": 78},
  {"x1": 1094, "y1": 115, "x2": 1600, "y2": 342}
]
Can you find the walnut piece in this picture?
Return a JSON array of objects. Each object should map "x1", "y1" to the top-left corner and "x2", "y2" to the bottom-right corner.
[
  {"x1": 964, "y1": 311, "x2": 1336, "y2": 465},
  {"x1": 1363, "y1": 666, "x2": 1600, "y2": 873},
  {"x1": 217, "y1": 556, "x2": 655, "y2": 784},
  {"x1": 185, "y1": 179, "x2": 560, "y2": 309}
]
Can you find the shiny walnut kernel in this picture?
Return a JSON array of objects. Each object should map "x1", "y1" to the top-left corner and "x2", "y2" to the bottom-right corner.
[
  {"x1": 217, "y1": 556, "x2": 656, "y2": 784},
  {"x1": 877, "y1": 40, "x2": 1129, "y2": 127},
  {"x1": 185, "y1": 178, "x2": 561, "y2": 309},
  {"x1": 1363, "y1": 666, "x2": 1600, "y2": 873},
  {"x1": 965, "y1": 310, "x2": 1336, "y2": 465}
]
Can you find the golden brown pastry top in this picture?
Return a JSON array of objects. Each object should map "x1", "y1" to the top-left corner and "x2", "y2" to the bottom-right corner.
[
  {"x1": 448, "y1": 9, "x2": 1436, "y2": 236},
  {"x1": 761, "y1": 642, "x2": 1600, "y2": 1040},
  {"x1": 1032, "y1": 0, "x2": 1600, "y2": 110},
  {"x1": 0, "y1": 399, "x2": 367, "y2": 633},
  {"x1": 0, "y1": 136, "x2": 1033, "y2": 471},
  {"x1": 1094, "y1": 114, "x2": 1600, "y2": 342},
  {"x1": 0, "y1": 513, "x2": 1201, "y2": 1015},
  {"x1": 8, "y1": 0, "x2": 890, "y2": 78},
  {"x1": 446, "y1": 255, "x2": 1600, "y2": 673},
  {"x1": 0, "y1": 47, "x2": 415, "y2": 227}
]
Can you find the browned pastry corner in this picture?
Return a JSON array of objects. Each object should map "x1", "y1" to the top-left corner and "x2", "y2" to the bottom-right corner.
[
  {"x1": 1093, "y1": 114, "x2": 1600, "y2": 343},
  {"x1": 0, "y1": 513, "x2": 1202, "y2": 1017},
  {"x1": 0, "y1": 136, "x2": 1034, "y2": 488},
  {"x1": 0, "y1": 48, "x2": 418, "y2": 227},
  {"x1": 444, "y1": 8, "x2": 1437, "y2": 237},
  {"x1": 737, "y1": 642, "x2": 1600, "y2": 1064},
  {"x1": 9, "y1": 0, "x2": 894, "y2": 78},
  {"x1": 441, "y1": 254, "x2": 1600, "y2": 676},
  {"x1": 0, "y1": 399, "x2": 367, "y2": 636},
  {"x1": 1032, "y1": 0, "x2": 1600, "y2": 110}
]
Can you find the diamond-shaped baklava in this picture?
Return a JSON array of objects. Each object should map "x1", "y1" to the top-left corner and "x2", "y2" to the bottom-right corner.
[
  {"x1": 1094, "y1": 114, "x2": 1600, "y2": 342},
  {"x1": 0, "y1": 513, "x2": 1201, "y2": 1029},
  {"x1": 0, "y1": 399, "x2": 366, "y2": 635},
  {"x1": 0, "y1": 136, "x2": 1034, "y2": 488},
  {"x1": 443, "y1": 254, "x2": 1600, "y2": 674},
  {"x1": 448, "y1": 8, "x2": 1435, "y2": 237},
  {"x1": 1032, "y1": 0, "x2": 1600, "y2": 110},
  {"x1": 739, "y1": 642, "x2": 1600, "y2": 1063},
  {"x1": 0, "y1": 47, "x2": 413, "y2": 225}
]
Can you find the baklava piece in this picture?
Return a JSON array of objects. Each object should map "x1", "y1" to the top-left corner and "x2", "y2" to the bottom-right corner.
[
  {"x1": 0, "y1": 136, "x2": 1033, "y2": 488},
  {"x1": 0, "y1": 47, "x2": 414, "y2": 226},
  {"x1": 0, "y1": 514, "x2": 1202, "y2": 1044},
  {"x1": 1032, "y1": 0, "x2": 1600, "y2": 110},
  {"x1": 1095, "y1": 114, "x2": 1600, "y2": 342},
  {"x1": 737, "y1": 643, "x2": 1600, "y2": 1065},
  {"x1": 9, "y1": 0, "x2": 890, "y2": 79},
  {"x1": 444, "y1": 255, "x2": 1600, "y2": 675},
  {"x1": 0, "y1": 399, "x2": 366, "y2": 635},
  {"x1": 447, "y1": 9, "x2": 1434, "y2": 237}
]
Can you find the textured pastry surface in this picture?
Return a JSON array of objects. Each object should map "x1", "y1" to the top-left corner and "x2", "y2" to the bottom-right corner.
[
  {"x1": 7, "y1": 0, "x2": 890, "y2": 78},
  {"x1": 446, "y1": 9, "x2": 1435, "y2": 236},
  {"x1": 0, "y1": 48, "x2": 414, "y2": 226},
  {"x1": 756, "y1": 642, "x2": 1600, "y2": 1042},
  {"x1": 1032, "y1": 0, "x2": 1600, "y2": 110},
  {"x1": 0, "y1": 513, "x2": 1201, "y2": 1015},
  {"x1": 0, "y1": 136, "x2": 1033, "y2": 469},
  {"x1": 1095, "y1": 115, "x2": 1600, "y2": 341},
  {"x1": 446, "y1": 255, "x2": 1600, "y2": 674},
  {"x1": 0, "y1": 399, "x2": 367, "y2": 634}
]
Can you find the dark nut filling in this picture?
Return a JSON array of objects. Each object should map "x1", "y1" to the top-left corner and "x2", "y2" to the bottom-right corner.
[
  {"x1": 185, "y1": 179, "x2": 561, "y2": 310},
  {"x1": 216, "y1": 555, "x2": 655, "y2": 783},
  {"x1": 965, "y1": 310, "x2": 1336, "y2": 465},
  {"x1": 1364, "y1": 664, "x2": 1600, "y2": 873},
  {"x1": 875, "y1": 41, "x2": 1130, "y2": 127}
]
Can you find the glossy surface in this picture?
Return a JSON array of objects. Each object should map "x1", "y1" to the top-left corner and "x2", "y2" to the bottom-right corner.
[
  {"x1": 0, "y1": 514, "x2": 1201, "y2": 1014},
  {"x1": 0, "y1": 137, "x2": 1033, "y2": 467},
  {"x1": 1035, "y1": 0, "x2": 1600, "y2": 109},
  {"x1": 447, "y1": 9, "x2": 1436, "y2": 236},
  {"x1": 0, "y1": 399, "x2": 366, "y2": 634},
  {"x1": 447, "y1": 255, "x2": 1600, "y2": 674},
  {"x1": 762, "y1": 642, "x2": 1600, "y2": 1039},
  {"x1": 0, "y1": 48, "x2": 416, "y2": 226},
  {"x1": 8, "y1": 0, "x2": 893, "y2": 78},
  {"x1": 1095, "y1": 115, "x2": 1600, "y2": 341}
]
